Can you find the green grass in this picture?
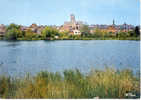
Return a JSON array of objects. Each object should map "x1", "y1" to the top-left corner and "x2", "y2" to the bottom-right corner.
[
  {"x1": 0, "y1": 68, "x2": 140, "y2": 99},
  {"x1": 56, "y1": 36, "x2": 140, "y2": 40},
  {"x1": 1, "y1": 35, "x2": 140, "y2": 41}
]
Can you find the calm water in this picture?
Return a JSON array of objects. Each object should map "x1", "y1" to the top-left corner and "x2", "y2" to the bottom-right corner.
[{"x1": 0, "y1": 40, "x2": 140, "y2": 77}]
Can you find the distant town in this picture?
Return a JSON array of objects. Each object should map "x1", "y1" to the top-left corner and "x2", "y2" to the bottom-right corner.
[{"x1": 0, "y1": 14, "x2": 140, "y2": 40}]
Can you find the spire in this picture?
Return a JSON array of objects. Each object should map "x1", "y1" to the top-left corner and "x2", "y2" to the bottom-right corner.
[{"x1": 113, "y1": 19, "x2": 115, "y2": 25}]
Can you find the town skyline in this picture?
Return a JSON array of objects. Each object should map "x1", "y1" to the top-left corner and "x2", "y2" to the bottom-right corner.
[
  {"x1": 0, "y1": 15, "x2": 138, "y2": 27},
  {"x1": 0, "y1": 14, "x2": 136, "y2": 36},
  {"x1": 0, "y1": 0, "x2": 139, "y2": 26}
]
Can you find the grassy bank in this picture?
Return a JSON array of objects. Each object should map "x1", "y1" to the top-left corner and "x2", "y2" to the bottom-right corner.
[
  {"x1": 56, "y1": 36, "x2": 140, "y2": 40},
  {"x1": 11, "y1": 36, "x2": 141, "y2": 41},
  {"x1": 0, "y1": 68, "x2": 140, "y2": 99},
  {"x1": 1, "y1": 35, "x2": 140, "y2": 41}
]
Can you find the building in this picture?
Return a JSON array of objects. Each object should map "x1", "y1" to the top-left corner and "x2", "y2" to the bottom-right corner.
[
  {"x1": 20, "y1": 24, "x2": 45, "y2": 34},
  {"x1": 59, "y1": 14, "x2": 84, "y2": 35},
  {"x1": 106, "y1": 20, "x2": 119, "y2": 33},
  {"x1": 73, "y1": 29, "x2": 81, "y2": 35},
  {"x1": 89, "y1": 19, "x2": 134, "y2": 34},
  {"x1": 29, "y1": 23, "x2": 38, "y2": 33},
  {"x1": 0, "y1": 24, "x2": 6, "y2": 36}
]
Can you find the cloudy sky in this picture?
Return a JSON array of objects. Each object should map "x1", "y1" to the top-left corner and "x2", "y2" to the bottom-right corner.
[{"x1": 0, "y1": 0, "x2": 140, "y2": 26}]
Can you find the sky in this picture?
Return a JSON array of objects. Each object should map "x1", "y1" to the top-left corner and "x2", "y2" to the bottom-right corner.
[{"x1": 0, "y1": 0, "x2": 140, "y2": 26}]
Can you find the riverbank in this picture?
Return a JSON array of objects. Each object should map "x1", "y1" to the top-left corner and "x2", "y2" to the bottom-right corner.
[
  {"x1": 54, "y1": 37, "x2": 140, "y2": 40},
  {"x1": 0, "y1": 68, "x2": 140, "y2": 99},
  {"x1": 0, "y1": 36, "x2": 140, "y2": 41}
]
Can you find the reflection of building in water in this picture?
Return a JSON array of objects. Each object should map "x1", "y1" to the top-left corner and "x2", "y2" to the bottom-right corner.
[{"x1": 59, "y1": 14, "x2": 84, "y2": 35}]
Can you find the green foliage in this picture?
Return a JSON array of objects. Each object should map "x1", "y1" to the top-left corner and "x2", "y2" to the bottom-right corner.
[
  {"x1": 24, "y1": 29, "x2": 34, "y2": 40},
  {"x1": 134, "y1": 26, "x2": 140, "y2": 36},
  {"x1": 59, "y1": 31, "x2": 70, "y2": 39},
  {"x1": 80, "y1": 25, "x2": 90, "y2": 37},
  {"x1": 0, "y1": 68, "x2": 140, "y2": 99},
  {"x1": 22, "y1": 29, "x2": 42, "y2": 40},
  {"x1": 117, "y1": 32, "x2": 130, "y2": 39},
  {"x1": 2, "y1": 24, "x2": 140, "y2": 41},
  {"x1": 0, "y1": 76, "x2": 18, "y2": 98},
  {"x1": 41, "y1": 27, "x2": 59, "y2": 40},
  {"x1": 0, "y1": 76, "x2": 10, "y2": 98},
  {"x1": 5, "y1": 24, "x2": 22, "y2": 40},
  {"x1": 93, "y1": 28, "x2": 102, "y2": 37}
]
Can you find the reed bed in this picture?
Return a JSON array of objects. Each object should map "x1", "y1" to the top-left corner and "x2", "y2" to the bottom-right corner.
[{"x1": 0, "y1": 68, "x2": 140, "y2": 99}]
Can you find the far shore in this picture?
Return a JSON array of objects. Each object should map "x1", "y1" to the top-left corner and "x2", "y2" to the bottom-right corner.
[{"x1": 0, "y1": 37, "x2": 140, "y2": 41}]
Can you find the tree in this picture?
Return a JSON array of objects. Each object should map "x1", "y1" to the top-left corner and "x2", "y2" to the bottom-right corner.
[
  {"x1": 117, "y1": 32, "x2": 130, "y2": 39},
  {"x1": 80, "y1": 25, "x2": 90, "y2": 37},
  {"x1": 41, "y1": 27, "x2": 59, "y2": 39},
  {"x1": 134, "y1": 26, "x2": 140, "y2": 36},
  {"x1": 128, "y1": 31, "x2": 134, "y2": 37},
  {"x1": 25, "y1": 29, "x2": 34, "y2": 40},
  {"x1": 5, "y1": 24, "x2": 22, "y2": 40},
  {"x1": 60, "y1": 31, "x2": 69, "y2": 37},
  {"x1": 93, "y1": 28, "x2": 102, "y2": 37}
]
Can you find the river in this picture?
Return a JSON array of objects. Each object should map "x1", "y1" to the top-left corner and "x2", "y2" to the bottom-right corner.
[{"x1": 0, "y1": 40, "x2": 140, "y2": 77}]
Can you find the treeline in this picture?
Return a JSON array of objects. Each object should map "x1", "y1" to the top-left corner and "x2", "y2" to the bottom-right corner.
[
  {"x1": 0, "y1": 68, "x2": 140, "y2": 99},
  {"x1": 3, "y1": 24, "x2": 60, "y2": 40},
  {"x1": 0, "y1": 24, "x2": 140, "y2": 40}
]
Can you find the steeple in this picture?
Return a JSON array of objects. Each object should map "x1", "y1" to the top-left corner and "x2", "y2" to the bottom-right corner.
[
  {"x1": 70, "y1": 14, "x2": 76, "y2": 23},
  {"x1": 113, "y1": 19, "x2": 115, "y2": 25}
]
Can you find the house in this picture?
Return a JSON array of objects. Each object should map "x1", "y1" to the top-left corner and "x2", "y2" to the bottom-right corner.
[
  {"x1": 36, "y1": 26, "x2": 45, "y2": 34},
  {"x1": 29, "y1": 23, "x2": 38, "y2": 33},
  {"x1": 21, "y1": 24, "x2": 45, "y2": 34},
  {"x1": 73, "y1": 29, "x2": 81, "y2": 35}
]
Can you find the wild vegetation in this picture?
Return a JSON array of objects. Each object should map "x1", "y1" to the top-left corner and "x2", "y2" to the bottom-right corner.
[
  {"x1": 0, "y1": 24, "x2": 140, "y2": 40},
  {"x1": 0, "y1": 68, "x2": 140, "y2": 99}
]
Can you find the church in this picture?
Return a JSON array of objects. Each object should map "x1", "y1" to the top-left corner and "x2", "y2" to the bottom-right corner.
[{"x1": 59, "y1": 14, "x2": 84, "y2": 35}]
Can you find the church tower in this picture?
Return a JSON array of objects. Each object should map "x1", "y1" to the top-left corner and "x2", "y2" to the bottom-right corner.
[{"x1": 70, "y1": 14, "x2": 76, "y2": 23}]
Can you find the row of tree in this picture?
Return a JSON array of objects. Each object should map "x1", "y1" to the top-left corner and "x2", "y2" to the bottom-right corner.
[
  {"x1": 3, "y1": 24, "x2": 140, "y2": 40},
  {"x1": 4, "y1": 24, "x2": 60, "y2": 40}
]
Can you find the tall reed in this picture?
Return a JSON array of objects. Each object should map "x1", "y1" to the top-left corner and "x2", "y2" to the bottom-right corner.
[{"x1": 0, "y1": 68, "x2": 140, "y2": 99}]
